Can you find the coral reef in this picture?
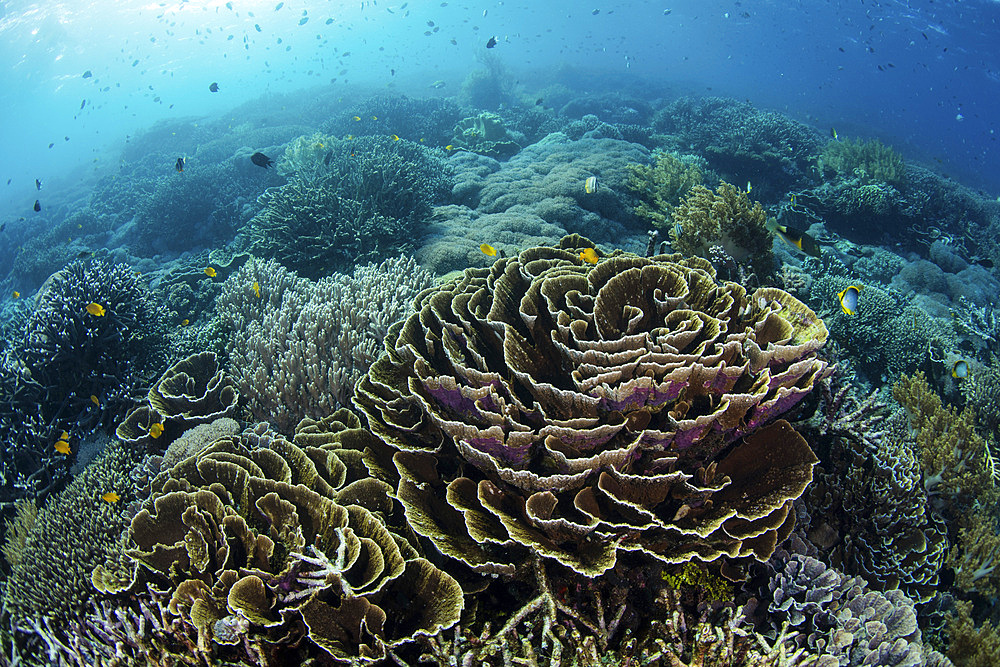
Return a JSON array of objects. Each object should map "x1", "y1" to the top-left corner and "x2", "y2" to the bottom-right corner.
[
  {"x1": 94, "y1": 412, "x2": 463, "y2": 665},
  {"x1": 216, "y1": 255, "x2": 433, "y2": 432},
  {"x1": 670, "y1": 182, "x2": 774, "y2": 278},
  {"x1": 451, "y1": 112, "x2": 523, "y2": 159},
  {"x1": 559, "y1": 92, "x2": 655, "y2": 126},
  {"x1": 2, "y1": 439, "x2": 141, "y2": 634},
  {"x1": 628, "y1": 150, "x2": 706, "y2": 232},
  {"x1": 818, "y1": 137, "x2": 906, "y2": 186},
  {"x1": 242, "y1": 134, "x2": 451, "y2": 278},
  {"x1": 320, "y1": 94, "x2": 463, "y2": 147},
  {"x1": 0, "y1": 259, "x2": 166, "y2": 516},
  {"x1": 354, "y1": 235, "x2": 829, "y2": 578}
]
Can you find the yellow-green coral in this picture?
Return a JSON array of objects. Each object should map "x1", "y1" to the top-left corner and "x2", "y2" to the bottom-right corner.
[
  {"x1": 944, "y1": 599, "x2": 1000, "y2": 667},
  {"x1": 1, "y1": 500, "x2": 37, "y2": 570},
  {"x1": 818, "y1": 137, "x2": 906, "y2": 185},
  {"x1": 627, "y1": 150, "x2": 704, "y2": 231},
  {"x1": 670, "y1": 182, "x2": 774, "y2": 276},
  {"x1": 661, "y1": 562, "x2": 734, "y2": 602},
  {"x1": 276, "y1": 131, "x2": 336, "y2": 182}
]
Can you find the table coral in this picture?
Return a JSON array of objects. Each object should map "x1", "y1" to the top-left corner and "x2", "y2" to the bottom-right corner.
[{"x1": 354, "y1": 235, "x2": 829, "y2": 579}]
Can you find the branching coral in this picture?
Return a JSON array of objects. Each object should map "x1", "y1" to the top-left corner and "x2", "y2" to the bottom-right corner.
[
  {"x1": 354, "y1": 235, "x2": 829, "y2": 578},
  {"x1": 818, "y1": 137, "x2": 906, "y2": 186},
  {"x1": 670, "y1": 182, "x2": 774, "y2": 277},
  {"x1": 216, "y1": 255, "x2": 433, "y2": 433},
  {"x1": 628, "y1": 150, "x2": 705, "y2": 232},
  {"x1": 95, "y1": 413, "x2": 463, "y2": 665}
]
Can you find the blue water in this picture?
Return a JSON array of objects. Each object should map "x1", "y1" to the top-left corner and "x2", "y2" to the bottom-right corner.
[{"x1": 1, "y1": 0, "x2": 997, "y2": 220}]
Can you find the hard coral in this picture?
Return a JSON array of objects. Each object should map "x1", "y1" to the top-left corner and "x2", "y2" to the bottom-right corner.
[
  {"x1": 451, "y1": 112, "x2": 522, "y2": 159},
  {"x1": 354, "y1": 235, "x2": 829, "y2": 578},
  {"x1": 671, "y1": 182, "x2": 775, "y2": 277},
  {"x1": 627, "y1": 150, "x2": 705, "y2": 233},
  {"x1": 97, "y1": 412, "x2": 462, "y2": 665},
  {"x1": 818, "y1": 137, "x2": 906, "y2": 186}
]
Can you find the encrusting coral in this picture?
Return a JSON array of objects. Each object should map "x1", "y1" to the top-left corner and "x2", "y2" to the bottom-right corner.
[
  {"x1": 92, "y1": 410, "x2": 463, "y2": 665},
  {"x1": 670, "y1": 182, "x2": 775, "y2": 278},
  {"x1": 217, "y1": 255, "x2": 434, "y2": 433},
  {"x1": 354, "y1": 235, "x2": 830, "y2": 579}
]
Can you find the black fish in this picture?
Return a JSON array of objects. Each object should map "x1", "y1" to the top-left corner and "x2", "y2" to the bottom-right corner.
[
  {"x1": 324, "y1": 152, "x2": 333, "y2": 166},
  {"x1": 35, "y1": 179, "x2": 41, "y2": 190},
  {"x1": 77, "y1": 250, "x2": 93, "y2": 258},
  {"x1": 82, "y1": 70, "x2": 93, "y2": 78},
  {"x1": 0, "y1": 223, "x2": 5, "y2": 232},
  {"x1": 209, "y1": 82, "x2": 219, "y2": 92},
  {"x1": 486, "y1": 36, "x2": 497, "y2": 48},
  {"x1": 251, "y1": 152, "x2": 274, "y2": 168},
  {"x1": 535, "y1": 97, "x2": 544, "y2": 105},
  {"x1": 33, "y1": 200, "x2": 41, "y2": 212},
  {"x1": 175, "y1": 157, "x2": 185, "y2": 172},
  {"x1": 80, "y1": 99, "x2": 86, "y2": 109}
]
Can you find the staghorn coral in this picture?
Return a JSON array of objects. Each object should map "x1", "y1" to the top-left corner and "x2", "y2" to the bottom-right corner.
[
  {"x1": 116, "y1": 351, "x2": 238, "y2": 452},
  {"x1": 628, "y1": 150, "x2": 706, "y2": 232},
  {"x1": 818, "y1": 137, "x2": 906, "y2": 186},
  {"x1": 354, "y1": 235, "x2": 829, "y2": 578},
  {"x1": 243, "y1": 134, "x2": 451, "y2": 279},
  {"x1": 95, "y1": 412, "x2": 463, "y2": 665},
  {"x1": 2, "y1": 439, "x2": 141, "y2": 636},
  {"x1": 216, "y1": 255, "x2": 433, "y2": 433},
  {"x1": 670, "y1": 182, "x2": 774, "y2": 277},
  {"x1": 0, "y1": 259, "x2": 166, "y2": 516}
]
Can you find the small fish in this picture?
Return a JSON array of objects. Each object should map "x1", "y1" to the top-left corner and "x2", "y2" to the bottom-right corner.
[
  {"x1": 101, "y1": 491, "x2": 120, "y2": 503},
  {"x1": 952, "y1": 359, "x2": 969, "y2": 379},
  {"x1": 252, "y1": 281, "x2": 261, "y2": 298},
  {"x1": 837, "y1": 286, "x2": 861, "y2": 316},
  {"x1": 204, "y1": 267, "x2": 217, "y2": 277},
  {"x1": 209, "y1": 82, "x2": 219, "y2": 92},
  {"x1": 33, "y1": 200, "x2": 41, "y2": 212},
  {"x1": 77, "y1": 250, "x2": 93, "y2": 259},
  {"x1": 54, "y1": 439, "x2": 71, "y2": 455},
  {"x1": 584, "y1": 176, "x2": 599, "y2": 194},
  {"x1": 444, "y1": 144, "x2": 454, "y2": 151},
  {"x1": 181, "y1": 318, "x2": 190, "y2": 326},
  {"x1": 250, "y1": 152, "x2": 274, "y2": 168},
  {"x1": 35, "y1": 179, "x2": 41, "y2": 190},
  {"x1": 789, "y1": 194, "x2": 796, "y2": 206},
  {"x1": 535, "y1": 97, "x2": 544, "y2": 106},
  {"x1": 391, "y1": 134, "x2": 401, "y2": 141},
  {"x1": 746, "y1": 181, "x2": 752, "y2": 193},
  {"x1": 91, "y1": 395, "x2": 101, "y2": 406},
  {"x1": 372, "y1": 115, "x2": 378, "y2": 120},
  {"x1": 480, "y1": 243, "x2": 498, "y2": 257},
  {"x1": 592, "y1": 8, "x2": 600, "y2": 15},
  {"x1": 12, "y1": 291, "x2": 19, "y2": 299},
  {"x1": 85, "y1": 302, "x2": 106, "y2": 316},
  {"x1": 486, "y1": 36, "x2": 498, "y2": 48},
  {"x1": 579, "y1": 248, "x2": 599, "y2": 264},
  {"x1": 82, "y1": 70, "x2": 93, "y2": 78},
  {"x1": 429, "y1": 80, "x2": 446, "y2": 89},
  {"x1": 830, "y1": 127, "x2": 839, "y2": 140},
  {"x1": 767, "y1": 221, "x2": 821, "y2": 258},
  {"x1": 353, "y1": 115, "x2": 362, "y2": 121},
  {"x1": 324, "y1": 152, "x2": 333, "y2": 166},
  {"x1": 148, "y1": 422, "x2": 164, "y2": 438},
  {"x1": 175, "y1": 157, "x2": 185, "y2": 172}
]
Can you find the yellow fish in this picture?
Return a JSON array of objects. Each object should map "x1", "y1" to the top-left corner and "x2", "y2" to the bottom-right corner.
[
  {"x1": 480, "y1": 243, "x2": 497, "y2": 257},
  {"x1": 181, "y1": 318, "x2": 189, "y2": 326},
  {"x1": 584, "y1": 176, "x2": 599, "y2": 194},
  {"x1": 579, "y1": 248, "x2": 599, "y2": 264},
  {"x1": 372, "y1": 115, "x2": 378, "y2": 120},
  {"x1": 316, "y1": 142, "x2": 324, "y2": 149},
  {"x1": 54, "y1": 439, "x2": 71, "y2": 455},
  {"x1": 85, "y1": 302, "x2": 106, "y2": 316},
  {"x1": 837, "y1": 286, "x2": 862, "y2": 315},
  {"x1": 746, "y1": 181, "x2": 752, "y2": 193},
  {"x1": 252, "y1": 281, "x2": 261, "y2": 298},
  {"x1": 391, "y1": 134, "x2": 401, "y2": 141},
  {"x1": 204, "y1": 267, "x2": 217, "y2": 277},
  {"x1": 101, "y1": 491, "x2": 120, "y2": 503},
  {"x1": 90, "y1": 394, "x2": 100, "y2": 406},
  {"x1": 149, "y1": 422, "x2": 164, "y2": 439},
  {"x1": 352, "y1": 115, "x2": 361, "y2": 121},
  {"x1": 346, "y1": 134, "x2": 354, "y2": 140},
  {"x1": 444, "y1": 144, "x2": 454, "y2": 151},
  {"x1": 952, "y1": 359, "x2": 969, "y2": 379},
  {"x1": 12, "y1": 291, "x2": 19, "y2": 299}
]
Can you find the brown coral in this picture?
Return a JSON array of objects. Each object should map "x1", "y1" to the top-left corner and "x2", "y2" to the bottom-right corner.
[
  {"x1": 627, "y1": 150, "x2": 704, "y2": 232},
  {"x1": 96, "y1": 411, "x2": 463, "y2": 665},
  {"x1": 353, "y1": 236, "x2": 829, "y2": 578},
  {"x1": 670, "y1": 182, "x2": 774, "y2": 277}
]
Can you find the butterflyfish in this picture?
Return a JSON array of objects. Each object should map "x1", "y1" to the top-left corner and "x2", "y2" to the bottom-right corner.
[
  {"x1": 837, "y1": 286, "x2": 862, "y2": 315},
  {"x1": 86, "y1": 302, "x2": 106, "y2": 316},
  {"x1": 204, "y1": 267, "x2": 217, "y2": 277},
  {"x1": 952, "y1": 359, "x2": 968, "y2": 379},
  {"x1": 584, "y1": 176, "x2": 599, "y2": 194},
  {"x1": 579, "y1": 248, "x2": 599, "y2": 264},
  {"x1": 149, "y1": 422, "x2": 164, "y2": 438},
  {"x1": 102, "y1": 491, "x2": 120, "y2": 503},
  {"x1": 480, "y1": 243, "x2": 497, "y2": 257}
]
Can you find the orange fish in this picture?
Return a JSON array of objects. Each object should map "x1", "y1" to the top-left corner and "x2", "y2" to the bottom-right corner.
[
  {"x1": 101, "y1": 492, "x2": 120, "y2": 503},
  {"x1": 54, "y1": 439, "x2": 71, "y2": 455},
  {"x1": 579, "y1": 248, "x2": 599, "y2": 264},
  {"x1": 85, "y1": 302, "x2": 106, "y2": 316}
]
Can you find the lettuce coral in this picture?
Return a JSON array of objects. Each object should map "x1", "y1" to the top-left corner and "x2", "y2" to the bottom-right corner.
[{"x1": 354, "y1": 235, "x2": 829, "y2": 578}]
